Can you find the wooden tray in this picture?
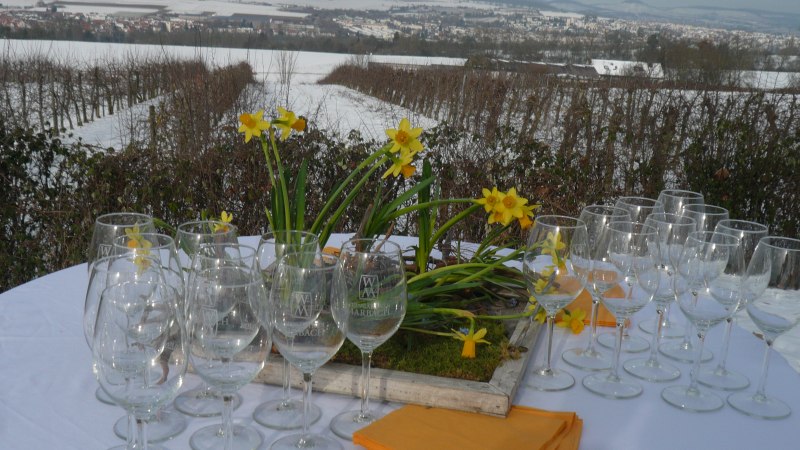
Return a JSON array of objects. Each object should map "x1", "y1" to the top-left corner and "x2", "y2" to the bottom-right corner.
[{"x1": 253, "y1": 316, "x2": 541, "y2": 417}]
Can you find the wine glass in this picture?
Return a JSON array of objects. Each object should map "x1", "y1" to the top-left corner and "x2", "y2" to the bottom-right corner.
[
  {"x1": 187, "y1": 244, "x2": 271, "y2": 450},
  {"x1": 583, "y1": 221, "x2": 660, "y2": 399},
  {"x1": 662, "y1": 231, "x2": 745, "y2": 412},
  {"x1": 639, "y1": 189, "x2": 704, "y2": 337},
  {"x1": 92, "y1": 279, "x2": 187, "y2": 450},
  {"x1": 623, "y1": 213, "x2": 695, "y2": 382},
  {"x1": 523, "y1": 215, "x2": 589, "y2": 391},
  {"x1": 728, "y1": 237, "x2": 800, "y2": 419},
  {"x1": 562, "y1": 205, "x2": 630, "y2": 371},
  {"x1": 253, "y1": 230, "x2": 323, "y2": 430},
  {"x1": 270, "y1": 251, "x2": 348, "y2": 450},
  {"x1": 88, "y1": 212, "x2": 154, "y2": 271},
  {"x1": 660, "y1": 203, "x2": 729, "y2": 363},
  {"x1": 173, "y1": 219, "x2": 241, "y2": 417},
  {"x1": 330, "y1": 239, "x2": 407, "y2": 439},
  {"x1": 697, "y1": 219, "x2": 768, "y2": 391},
  {"x1": 596, "y1": 197, "x2": 663, "y2": 353}
]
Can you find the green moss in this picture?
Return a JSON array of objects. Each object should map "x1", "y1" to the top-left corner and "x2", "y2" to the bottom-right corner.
[{"x1": 332, "y1": 320, "x2": 521, "y2": 382}]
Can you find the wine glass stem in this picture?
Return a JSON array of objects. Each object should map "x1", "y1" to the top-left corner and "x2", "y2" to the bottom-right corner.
[
  {"x1": 714, "y1": 317, "x2": 734, "y2": 372},
  {"x1": 585, "y1": 297, "x2": 600, "y2": 353},
  {"x1": 545, "y1": 315, "x2": 556, "y2": 371},
  {"x1": 281, "y1": 357, "x2": 292, "y2": 402},
  {"x1": 754, "y1": 340, "x2": 774, "y2": 398},
  {"x1": 688, "y1": 331, "x2": 707, "y2": 393},
  {"x1": 647, "y1": 308, "x2": 665, "y2": 362},
  {"x1": 126, "y1": 413, "x2": 136, "y2": 448},
  {"x1": 135, "y1": 417, "x2": 148, "y2": 450},
  {"x1": 360, "y1": 350, "x2": 373, "y2": 416},
  {"x1": 222, "y1": 395, "x2": 234, "y2": 450},
  {"x1": 302, "y1": 372, "x2": 313, "y2": 437},
  {"x1": 611, "y1": 319, "x2": 624, "y2": 380}
]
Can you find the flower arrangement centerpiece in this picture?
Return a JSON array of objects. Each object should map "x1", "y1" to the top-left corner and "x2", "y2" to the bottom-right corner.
[{"x1": 237, "y1": 107, "x2": 583, "y2": 377}]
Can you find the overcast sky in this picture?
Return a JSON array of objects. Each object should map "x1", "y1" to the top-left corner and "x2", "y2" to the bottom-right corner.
[{"x1": 572, "y1": 0, "x2": 800, "y2": 15}]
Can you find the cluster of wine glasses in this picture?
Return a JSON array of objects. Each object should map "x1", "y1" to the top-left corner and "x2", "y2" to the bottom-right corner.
[
  {"x1": 86, "y1": 213, "x2": 408, "y2": 449},
  {"x1": 523, "y1": 190, "x2": 800, "y2": 419}
]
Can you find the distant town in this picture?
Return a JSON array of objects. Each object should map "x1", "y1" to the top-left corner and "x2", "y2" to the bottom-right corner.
[{"x1": 1, "y1": 1, "x2": 798, "y2": 75}]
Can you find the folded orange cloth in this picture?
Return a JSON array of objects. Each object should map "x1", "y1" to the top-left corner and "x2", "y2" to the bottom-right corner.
[{"x1": 353, "y1": 404, "x2": 582, "y2": 450}]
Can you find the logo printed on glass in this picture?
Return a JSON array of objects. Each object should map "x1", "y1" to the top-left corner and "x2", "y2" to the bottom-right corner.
[
  {"x1": 359, "y1": 275, "x2": 379, "y2": 300},
  {"x1": 291, "y1": 291, "x2": 315, "y2": 316},
  {"x1": 98, "y1": 243, "x2": 113, "y2": 258}
]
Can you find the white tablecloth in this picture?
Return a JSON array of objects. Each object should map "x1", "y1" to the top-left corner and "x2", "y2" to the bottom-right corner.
[{"x1": 2, "y1": 235, "x2": 799, "y2": 449}]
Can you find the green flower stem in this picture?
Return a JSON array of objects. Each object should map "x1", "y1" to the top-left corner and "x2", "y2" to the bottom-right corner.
[
  {"x1": 459, "y1": 251, "x2": 522, "y2": 284},
  {"x1": 387, "y1": 198, "x2": 474, "y2": 222},
  {"x1": 259, "y1": 136, "x2": 279, "y2": 231},
  {"x1": 408, "y1": 262, "x2": 504, "y2": 285},
  {"x1": 309, "y1": 143, "x2": 393, "y2": 239},
  {"x1": 317, "y1": 157, "x2": 387, "y2": 246},
  {"x1": 399, "y1": 327, "x2": 457, "y2": 338},
  {"x1": 269, "y1": 132, "x2": 292, "y2": 230},
  {"x1": 429, "y1": 203, "x2": 482, "y2": 249}
]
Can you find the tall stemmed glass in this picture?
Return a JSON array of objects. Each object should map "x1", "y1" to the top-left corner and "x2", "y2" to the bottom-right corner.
[
  {"x1": 330, "y1": 239, "x2": 407, "y2": 439},
  {"x1": 88, "y1": 212, "x2": 155, "y2": 271},
  {"x1": 596, "y1": 196, "x2": 663, "y2": 353},
  {"x1": 187, "y1": 243, "x2": 271, "y2": 450},
  {"x1": 639, "y1": 189, "x2": 704, "y2": 337},
  {"x1": 92, "y1": 279, "x2": 187, "y2": 450},
  {"x1": 173, "y1": 220, "x2": 241, "y2": 417},
  {"x1": 698, "y1": 219, "x2": 768, "y2": 391},
  {"x1": 661, "y1": 203, "x2": 729, "y2": 363},
  {"x1": 662, "y1": 231, "x2": 744, "y2": 412},
  {"x1": 562, "y1": 205, "x2": 630, "y2": 371},
  {"x1": 523, "y1": 215, "x2": 589, "y2": 391},
  {"x1": 110, "y1": 233, "x2": 188, "y2": 442},
  {"x1": 270, "y1": 251, "x2": 348, "y2": 450},
  {"x1": 728, "y1": 237, "x2": 800, "y2": 419},
  {"x1": 582, "y1": 221, "x2": 660, "y2": 399},
  {"x1": 253, "y1": 230, "x2": 323, "y2": 430},
  {"x1": 624, "y1": 213, "x2": 695, "y2": 382}
]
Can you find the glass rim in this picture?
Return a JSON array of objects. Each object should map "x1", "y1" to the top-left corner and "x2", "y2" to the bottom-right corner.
[
  {"x1": 89, "y1": 252, "x2": 162, "y2": 271},
  {"x1": 715, "y1": 219, "x2": 769, "y2": 234},
  {"x1": 101, "y1": 279, "x2": 178, "y2": 300},
  {"x1": 177, "y1": 219, "x2": 238, "y2": 234},
  {"x1": 682, "y1": 203, "x2": 729, "y2": 215},
  {"x1": 533, "y1": 214, "x2": 587, "y2": 229},
  {"x1": 112, "y1": 232, "x2": 175, "y2": 248},
  {"x1": 615, "y1": 196, "x2": 663, "y2": 207},
  {"x1": 658, "y1": 189, "x2": 704, "y2": 199},
  {"x1": 260, "y1": 229, "x2": 319, "y2": 241},
  {"x1": 95, "y1": 212, "x2": 153, "y2": 226},
  {"x1": 277, "y1": 249, "x2": 340, "y2": 271},
  {"x1": 687, "y1": 230, "x2": 741, "y2": 246},
  {"x1": 645, "y1": 212, "x2": 696, "y2": 226},
  {"x1": 758, "y1": 236, "x2": 800, "y2": 251},
  {"x1": 580, "y1": 204, "x2": 630, "y2": 218},
  {"x1": 340, "y1": 237, "x2": 403, "y2": 255},
  {"x1": 194, "y1": 242, "x2": 256, "y2": 260},
  {"x1": 607, "y1": 220, "x2": 658, "y2": 235}
]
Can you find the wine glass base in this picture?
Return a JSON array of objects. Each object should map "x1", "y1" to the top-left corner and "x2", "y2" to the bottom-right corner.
[
  {"x1": 108, "y1": 446, "x2": 171, "y2": 450},
  {"x1": 623, "y1": 357, "x2": 681, "y2": 382},
  {"x1": 526, "y1": 367, "x2": 574, "y2": 391},
  {"x1": 330, "y1": 410, "x2": 376, "y2": 440},
  {"x1": 96, "y1": 386, "x2": 115, "y2": 405},
  {"x1": 597, "y1": 332, "x2": 650, "y2": 353},
  {"x1": 697, "y1": 367, "x2": 750, "y2": 391},
  {"x1": 270, "y1": 433, "x2": 344, "y2": 450},
  {"x1": 190, "y1": 423, "x2": 263, "y2": 450},
  {"x1": 662, "y1": 385, "x2": 724, "y2": 412},
  {"x1": 727, "y1": 392, "x2": 792, "y2": 420},
  {"x1": 562, "y1": 347, "x2": 611, "y2": 371},
  {"x1": 659, "y1": 341, "x2": 713, "y2": 363},
  {"x1": 638, "y1": 317, "x2": 685, "y2": 338},
  {"x1": 174, "y1": 387, "x2": 242, "y2": 417},
  {"x1": 114, "y1": 410, "x2": 187, "y2": 443},
  {"x1": 582, "y1": 372, "x2": 643, "y2": 399},
  {"x1": 253, "y1": 398, "x2": 322, "y2": 430}
]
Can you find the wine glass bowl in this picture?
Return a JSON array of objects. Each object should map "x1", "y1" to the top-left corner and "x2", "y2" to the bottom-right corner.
[
  {"x1": 88, "y1": 212, "x2": 155, "y2": 271},
  {"x1": 330, "y1": 239, "x2": 407, "y2": 440},
  {"x1": 524, "y1": 215, "x2": 589, "y2": 391}
]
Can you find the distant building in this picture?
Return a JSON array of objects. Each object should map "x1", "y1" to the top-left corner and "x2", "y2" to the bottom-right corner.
[{"x1": 592, "y1": 59, "x2": 664, "y2": 79}]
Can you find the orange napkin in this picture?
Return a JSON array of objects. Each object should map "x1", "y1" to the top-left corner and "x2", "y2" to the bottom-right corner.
[
  {"x1": 566, "y1": 284, "x2": 626, "y2": 328},
  {"x1": 353, "y1": 404, "x2": 582, "y2": 450}
]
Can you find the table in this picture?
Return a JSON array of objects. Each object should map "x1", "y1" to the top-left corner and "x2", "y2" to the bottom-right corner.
[{"x1": 2, "y1": 234, "x2": 799, "y2": 449}]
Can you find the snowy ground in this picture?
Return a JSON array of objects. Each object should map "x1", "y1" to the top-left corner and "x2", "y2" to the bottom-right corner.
[{"x1": 2, "y1": 39, "x2": 463, "y2": 147}]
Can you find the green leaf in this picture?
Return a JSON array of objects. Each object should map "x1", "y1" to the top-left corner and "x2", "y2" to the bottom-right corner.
[{"x1": 293, "y1": 159, "x2": 308, "y2": 232}]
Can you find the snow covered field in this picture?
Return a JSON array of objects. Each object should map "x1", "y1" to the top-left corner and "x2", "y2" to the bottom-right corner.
[{"x1": 2, "y1": 39, "x2": 464, "y2": 147}]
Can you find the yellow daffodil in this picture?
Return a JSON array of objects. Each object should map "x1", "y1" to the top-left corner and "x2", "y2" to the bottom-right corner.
[
  {"x1": 452, "y1": 327, "x2": 490, "y2": 359},
  {"x1": 494, "y1": 187, "x2": 528, "y2": 226},
  {"x1": 533, "y1": 265, "x2": 555, "y2": 295},
  {"x1": 541, "y1": 230, "x2": 566, "y2": 267},
  {"x1": 517, "y1": 203, "x2": 539, "y2": 230},
  {"x1": 557, "y1": 308, "x2": 586, "y2": 334},
  {"x1": 526, "y1": 297, "x2": 547, "y2": 323},
  {"x1": 382, "y1": 150, "x2": 416, "y2": 179},
  {"x1": 488, "y1": 209, "x2": 505, "y2": 225},
  {"x1": 386, "y1": 118, "x2": 423, "y2": 155},
  {"x1": 238, "y1": 110, "x2": 271, "y2": 143},
  {"x1": 274, "y1": 107, "x2": 306, "y2": 141},
  {"x1": 213, "y1": 210, "x2": 233, "y2": 232},
  {"x1": 476, "y1": 187, "x2": 503, "y2": 213},
  {"x1": 124, "y1": 224, "x2": 152, "y2": 252}
]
